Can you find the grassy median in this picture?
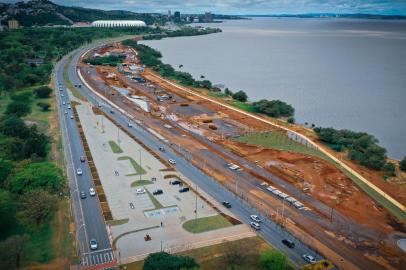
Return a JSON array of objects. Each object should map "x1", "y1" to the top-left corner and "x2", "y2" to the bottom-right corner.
[{"x1": 182, "y1": 215, "x2": 232, "y2": 234}]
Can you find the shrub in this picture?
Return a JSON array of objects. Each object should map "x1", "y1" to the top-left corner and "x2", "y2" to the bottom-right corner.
[
  {"x1": 399, "y1": 157, "x2": 406, "y2": 172},
  {"x1": 34, "y1": 86, "x2": 52, "y2": 98},
  {"x1": 5, "y1": 101, "x2": 31, "y2": 117},
  {"x1": 37, "y1": 102, "x2": 51, "y2": 111},
  {"x1": 232, "y1": 90, "x2": 248, "y2": 102}
]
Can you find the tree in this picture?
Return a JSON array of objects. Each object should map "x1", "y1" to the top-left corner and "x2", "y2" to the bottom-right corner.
[
  {"x1": 0, "y1": 158, "x2": 13, "y2": 184},
  {"x1": 34, "y1": 86, "x2": 52, "y2": 98},
  {"x1": 0, "y1": 115, "x2": 29, "y2": 138},
  {"x1": 0, "y1": 234, "x2": 28, "y2": 269},
  {"x1": 17, "y1": 189, "x2": 56, "y2": 229},
  {"x1": 37, "y1": 102, "x2": 51, "y2": 111},
  {"x1": 400, "y1": 157, "x2": 406, "y2": 172},
  {"x1": 5, "y1": 101, "x2": 31, "y2": 117},
  {"x1": 232, "y1": 90, "x2": 248, "y2": 102},
  {"x1": 0, "y1": 189, "x2": 15, "y2": 232},
  {"x1": 10, "y1": 162, "x2": 63, "y2": 194},
  {"x1": 224, "y1": 88, "x2": 232, "y2": 96},
  {"x1": 223, "y1": 241, "x2": 250, "y2": 268},
  {"x1": 260, "y1": 250, "x2": 287, "y2": 270},
  {"x1": 143, "y1": 252, "x2": 198, "y2": 270},
  {"x1": 253, "y1": 99, "x2": 294, "y2": 118}
]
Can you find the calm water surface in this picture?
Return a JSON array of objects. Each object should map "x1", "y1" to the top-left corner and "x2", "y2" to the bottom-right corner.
[{"x1": 142, "y1": 18, "x2": 406, "y2": 159}]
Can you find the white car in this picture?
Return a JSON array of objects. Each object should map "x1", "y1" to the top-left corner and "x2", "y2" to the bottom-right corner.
[
  {"x1": 128, "y1": 122, "x2": 133, "y2": 127},
  {"x1": 70, "y1": 115, "x2": 74, "y2": 119},
  {"x1": 62, "y1": 101, "x2": 66, "y2": 105},
  {"x1": 250, "y1": 222, "x2": 260, "y2": 230},
  {"x1": 76, "y1": 168, "x2": 83, "y2": 175},
  {"x1": 135, "y1": 188, "x2": 146, "y2": 194},
  {"x1": 303, "y1": 255, "x2": 316, "y2": 264},
  {"x1": 168, "y1": 159, "x2": 176, "y2": 165},
  {"x1": 89, "y1": 187, "x2": 96, "y2": 196},
  {"x1": 250, "y1": 215, "x2": 261, "y2": 223},
  {"x1": 68, "y1": 105, "x2": 71, "y2": 109},
  {"x1": 61, "y1": 94, "x2": 64, "y2": 97},
  {"x1": 64, "y1": 111, "x2": 68, "y2": 114},
  {"x1": 90, "y1": 239, "x2": 98, "y2": 250}
]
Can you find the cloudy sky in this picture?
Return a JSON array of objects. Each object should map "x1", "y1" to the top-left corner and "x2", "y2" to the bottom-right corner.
[{"x1": 4, "y1": 0, "x2": 406, "y2": 15}]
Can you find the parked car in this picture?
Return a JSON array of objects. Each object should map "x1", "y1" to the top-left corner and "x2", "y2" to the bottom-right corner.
[
  {"x1": 80, "y1": 191, "x2": 87, "y2": 199},
  {"x1": 250, "y1": 215, "x2": 261, "y2": 223},
  {"x1": 302, "y1": 255, "x2": 316, "y2": 264},
  {"x1": 168, "y1": 159, "x2": 176, "y2": 165},
  {"x1": 170, "y1": 180, "x2": 182, "y2": 185},
  {"x1": 179, "y1": 187, "x2": 190, "y2": 193},
  {"x1": 90, "y1": 239, "x2": 98, "y2": 250},
  {"x1": 282, "y1": 239, "x2": 295, "y2": 248},
  {"x1": 222, "y1": 201, "x2": 232, "y2": 208},
  {"x1": 135, "y1": 188, "x2": 146, "y2": 194},
  {"x1": 250, "y1": 222, "x2": 260, "y2": 230},
  {"x1": 89, "y1": 188, "x2": 96, "y2": 196},
  {"x1": 76, "y1": 168, "x2": 83, "y2": 175},
  {"x1": 80, "y1": 156, "x2": 86, "y2": 162},
  {"x1": 153, "y1": 189, "x2": 163, "y2": 195}
]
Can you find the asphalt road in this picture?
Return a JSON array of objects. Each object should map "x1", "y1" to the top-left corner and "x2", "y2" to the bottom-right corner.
[
  {"x1": 55, "y1": 52, "x2": 115, "y2": 268},
  {"x1": 63, "y1": 43, "x2": 324, "y2": 268}
]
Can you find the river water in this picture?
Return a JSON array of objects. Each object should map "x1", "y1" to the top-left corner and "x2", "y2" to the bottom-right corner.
[{"x1": 141, "y1": 18, "x2": 406, "y2": 159}]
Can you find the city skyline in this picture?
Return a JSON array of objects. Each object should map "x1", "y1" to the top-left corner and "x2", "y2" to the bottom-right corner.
[{"x1": 2, "y1": 0, "x2": 406, "y2": 15}]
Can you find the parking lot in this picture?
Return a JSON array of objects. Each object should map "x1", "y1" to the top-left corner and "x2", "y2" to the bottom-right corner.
[{"x1": 75, "y1": 103, "x2": 253, "y2": 263}]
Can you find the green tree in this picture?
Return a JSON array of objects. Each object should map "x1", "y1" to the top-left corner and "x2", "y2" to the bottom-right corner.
[
  {"x1": 10, "y1": 162, "x2": 63, "y2": 194},
  {"x1": 143, "y1": 252, "x2": 198, "y2": 270},
  {"x1": 224, "y1": 88, "x2": 232, "y2": 96},
  {"x1": 287, "y1": 117, "x2": 295, "y2": 124},
  {"x1": 0, "y1": 158, "x2": 14, "y2": 184},
  {"x1": 400, "y1": 157, "x2": 406, "y2": 172},
  {"x1": 0, "y1": 234, "x2": 28, "y2": 269},
  {"x1": 232, "y1": 90, "x2": 248, "y2": 102},
  {"x1": 0, "y1": 189, "x2": 15, "y2": 232},
  {"x1": 17, "y1": 189, "x2": 56, "y2": 229},
  {"x1": 0, "y1": 115, "x2": 29, "y2": 138},
  {"x1": 260, "y1": 250, "x2": 287, "y2": 270},
  {"x1": 5, "y1": 101, "x2": 32, "y2": 117},
  {"x1": 34, "y1": 86, "x2": 52, "y2": 98},
  {"x1": 382, "y1": 162, "x2": 396, "y2": 176},
  {"x1": 37, "y1": 102, "x2": 51, "y2": 111}
]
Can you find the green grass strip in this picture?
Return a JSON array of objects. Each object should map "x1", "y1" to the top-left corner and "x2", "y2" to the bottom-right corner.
[
  {"x1": 112, "y1": 225, "x2": 160, "y2": 250},
  {"x1": 131, "y1": 180, "x2": 153, "y2": 187},
  {"x1": 108, "y1": 140, "x2": 123, "y2": 154},
  {"x1": 118, "y1": 156, "x2": 146, "y2": 175},
  {"x1": 63, "y1": 56, "x2": 86, "y2": 101},
  {"x1": 145, "y1": 189, "x2": 164, "y2": 209},
  {"x1": 106, "y1": 218, "x2": 129, "y2": 226},
  {"x1": 182, "y1": 215, "x2": 232, "y2": 234}
]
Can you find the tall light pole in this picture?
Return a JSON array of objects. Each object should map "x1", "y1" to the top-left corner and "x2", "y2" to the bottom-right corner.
[{"x1": 139, "y1": 149, "x2": 142, "y2": 181}]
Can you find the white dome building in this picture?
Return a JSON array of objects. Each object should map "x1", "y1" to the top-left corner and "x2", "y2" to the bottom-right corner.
[{"x1": 91, "y1": 20, "x2": 146, "y2": 28}]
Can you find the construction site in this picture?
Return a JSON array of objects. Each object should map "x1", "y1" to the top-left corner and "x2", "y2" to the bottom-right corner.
[{"x1": 78, "y1": 41, "x2": 406, "y2": 269}]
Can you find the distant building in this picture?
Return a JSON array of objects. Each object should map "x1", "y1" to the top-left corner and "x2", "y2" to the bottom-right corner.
[
  {"x1": 174, "y1": 11, "x2": 181, "y2": 22},
  {"x1": 26, "y1": 58, "x2": 44, "y2": 66},
  {"x1": 91, "y1": 20, "x2": 146, "y2": 28},
  {"x1": 193, "y1": 17, "x2": 199, "y2": 23},
  {"x1": 205, "y1": 12, "x2": 213, "y2": 22},
  {"x1": 168, "y1": 10, "x2": 171, "y2": 17},
  {"x1": 8, "y1": 19, "x2": 19, "y2": 29}
]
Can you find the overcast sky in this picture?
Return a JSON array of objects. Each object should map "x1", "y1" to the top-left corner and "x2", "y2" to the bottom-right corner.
[{"x1": 3, "y1": 0, "x2": 406, "y2": 15}]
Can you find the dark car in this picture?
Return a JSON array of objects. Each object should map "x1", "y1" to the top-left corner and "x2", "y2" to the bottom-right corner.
[
  {"x1": 222, "y1": 201, "x2": 232, "y2": 208},
  {"x1": 179, "y1": 187, "x2": 190, "y2": 193},
  {"x1": 153, "y1": 189, "x2": 163, "y2": 195},
  {"x1": 158, "y1": 146, "x2": 165, "y2": 152},
  {"x1": 282, "y1": 239, "x2": 295, "y2": 248},
  {"x1": 170, "y1": 180, "x2": 182, "y2": 185},
  {"x1": 80, "y1": 156, "x2": 86, "y2": 162},
  {"x1": 80, "y1": 191, "x2": 87, "y2": 199}
]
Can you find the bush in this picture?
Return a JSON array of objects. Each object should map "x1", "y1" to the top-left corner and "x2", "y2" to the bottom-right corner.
[
  {"x1": 5, "y1": 101, "x2": 32, "y2": 117},
  {"x1": 232, "y1": 90, "x2": 248, "y2": 102},
  {"x1": 382, "y1": 162, "x2": 396, "y2": 176},
  {"x1": 287, "y1": 117, "x2": 295, "y2": 124},
  {"x1": 260, "y1": 250, "x2": 288, "y2": 270},
  {"x1": 143, "y1": 252, "x2": 198, "y2": 270},
  {"x1": 399, "y1": 157, "x2": 406, "y2": 172},
  {"x1": 10, "y1": 162, "x2": 63, "y2": 194},
  {"x1": 34, "y1": 86, "x2": 52, "y2": 98},
  {"x1": 253, "y1": 99, "x2": 294, "y2": 118},
  {"x1": 37, "y1": 102, "x2": 51, "y2": 111}
]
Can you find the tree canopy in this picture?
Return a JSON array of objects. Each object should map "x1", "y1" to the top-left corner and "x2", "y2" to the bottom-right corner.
[
  {"x1": 260, "y1": 250, "x2": 288, "y2": 270},
  {"x1": 143, "y1": 252, "x2": 198, "y2": 270},
  {"x1": 253, "y1": 99, "x2": 294, "y2": 118},
  {"x1": 232, "y1": 90, "x2": 248, "y2": 102},
  {"x1": 400, "y1": 157, "x2": 406, "y2": 172}
]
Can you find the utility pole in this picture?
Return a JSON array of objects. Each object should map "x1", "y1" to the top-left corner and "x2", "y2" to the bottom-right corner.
[
  {"x1": 139, "y1": 149, "x2": 142, "y2": 181},
  {"x1": 117, "y1": 127, "x2": 120, "y2": 145},
  {"x1": 194, "y1": 184, "x2": 198, "y2": 228}
]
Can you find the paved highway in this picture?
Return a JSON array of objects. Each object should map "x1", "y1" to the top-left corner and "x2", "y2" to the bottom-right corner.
[
  {"x1": 55, "y1": 52, "x2": 115, "y2": 268},
  {"x1": 62, "y1": 43, "x2": 325, "y2": 268}
]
